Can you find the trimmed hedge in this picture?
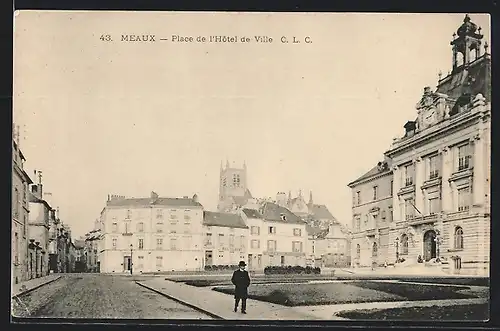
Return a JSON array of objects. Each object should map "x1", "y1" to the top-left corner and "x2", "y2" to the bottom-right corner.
[
  {"x1": 204, "y1": 264, "x2": 239, "y2": 271},
  {"x1": 264, "y1": 265, "x2": 321, "y2": 275}
]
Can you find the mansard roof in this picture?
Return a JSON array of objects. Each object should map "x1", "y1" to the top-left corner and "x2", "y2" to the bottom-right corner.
[
  {"x1": 260, "y1": 202, "x2": 306, "y2": 225},
  {"x1": 347, "y1": 159, "x2": 392, "y2": 187},
  {"x1": 203, "y1": 211, "x2": 248, "y2": 229},
  {"x1": 242, "y1": 208, "x2": 264, "y2": 219}
]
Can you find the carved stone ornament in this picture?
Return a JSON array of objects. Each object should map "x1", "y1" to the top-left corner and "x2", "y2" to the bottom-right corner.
[
  {"x1": 473, "y1": 93, "x2": 486, "y2": 107},
  {"x1": 440, "y1": 146, "x2": 449, "y2": 154},
  {"x1": 392, "y1": 165, "x2": 399, "y2": 171}
]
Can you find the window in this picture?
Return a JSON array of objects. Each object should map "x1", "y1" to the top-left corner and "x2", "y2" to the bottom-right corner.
[
  {"x1": 401, "y1": 235, "x2": 409, "y2": 255},
  {"x1": 170, "y1": 238, "x2": 177, "y2": 250},
  {"x1": 124, "y1": 222, "x2": 130, "y2": 233},
  {"x1": 137, "y1": 256, "x2": 144, "y2": 269},
  {"x1": 381, "y1": 210, "x2": 386, "y2": 220},
  {"x1": 267, "y1": 240, "x2": 277, "y2": 252},
  {"x1": 454, "y1": 227, "x2": 464, "y2": 249},
  {"x1": 429, "y1": 154, "x2": 441, "y2": 179},
  {"x1": 156, "y1": 209, "x2": 163, "y2": 219},
  {"x1": 292, "y1": 241, "x2": 303, "y2": 253},
  {"x1": 218, "y1": 233, "x2": 225, "y2": 247},
  {"x1": 13, "y1": 188, "x2": 19, "y2": 218},
  {"x1": 138, "y1": 238, "x2": 144, "y2": 250},
  {"x1": 240, "y1": 235, "x2": 245, "y2": 250},
  {"x1": 372, "y1": 242, "x2": 378, "y2": 258},
  {"x1": 458, "y1": 187, "x2": 471, "y2": 212},
  {"x1": 170, "y1": 210, "x2": 178, "y2": 220},
  {"x1": 156, "y1": 256, "x2": 163, "y2": 267},
  {"x1": 233, "y1": 174, "x2": 240, "y2": 187},
  {"x1": 251, "y1": 239, "x2": 260, "y2": 249},
  {"x1": 458, "y1": 144, "x2": 471, "y2": 171},
  {"x1": 373, "y1": 186, "x2": 378, "y2": 200},
  {"x1": 356, "y1": 191, "x2": 361, "y2": 205},
  {"x1": 356, "y1": 244, "x2": 360, "y2": 259},
  {"x1": 355, "y1": 216, "x2": 361, "y2": 231},
  {"x1": 222, "y1": 177, "x2": 227, "y2": 187},
  {"x1": 268, "y1": 226, "x2": 276, "y2": 234},
  {"x1": 156, "y1": 222, "x2": 164, "y2": 233},
  {"x1": 112, "y1": 238, "x2": 117, "y2": 248},
  {"x1": 184, "y1": 211, "x2": 191, "y2": 222},
  {"x1": 405, "y1": 198, "x2": 415, "y2": 220},
  {"x1": 14, "y1": 232, "x2": 19, "y2": 264},
  {"x1": 293, "y1": 228, "x2": 302, "y2": 236},
  {"x1": 404, "y1": 164, "x2": 414, "y2": 186},
  {"x1": 428, "y1": 197, "x2": 441, "y2": 215},
  {"x1": 250, "y1": 226, "x2": 260, "y2": 235},
  {"x1": 390, "y1": 181, "x2": 394, "y2": 196},
  {"x1": 126, "y1": 209, "x2": 132, "y2": 219},
  {"x1": 156, "y1": 238, "x2": 163, "y2": 250},
  {"x1": 229, "y1": 234, "x2": 235, "y2": 249},
  {"x1": 137, "y1": 222, "x2": 144, "y2": 232},
  {"x1": 280, "y1": 213, "x2": 287, "y2": 221},
  {"x1": 205, "y1": 233, "x2": 212, "y2": 246},
  {"x1": 112, "y1": 222, "x2": 118, "y2": 233}
]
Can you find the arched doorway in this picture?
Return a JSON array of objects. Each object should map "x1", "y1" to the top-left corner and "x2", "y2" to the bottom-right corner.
[{"x1": 423, "y1": 230, "x2": 437, "y2": 261}]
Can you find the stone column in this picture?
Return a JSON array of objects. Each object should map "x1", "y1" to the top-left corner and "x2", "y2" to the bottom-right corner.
[
  {"x1": 392, "y1": 166, "x2": 402, "y2": 221},
  {"x1": 440, "y1": 147, "x2": 453, "y2": 212},
  {"x1": 414, "y1": 157, "x2": 425, "y2": 215}
]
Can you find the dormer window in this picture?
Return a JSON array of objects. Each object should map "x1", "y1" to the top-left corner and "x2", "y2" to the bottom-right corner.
[{"x1": 280, "y1": 213, "x2": 286, "y2": 221}]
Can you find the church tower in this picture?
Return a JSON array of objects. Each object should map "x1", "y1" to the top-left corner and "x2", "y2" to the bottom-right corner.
[{"x1": 217, "y1": 160, "x2": 251, "y2": 212}]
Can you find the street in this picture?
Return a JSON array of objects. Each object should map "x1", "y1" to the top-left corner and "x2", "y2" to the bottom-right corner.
[{"x1": 11, "y1": 274, "x2": 212, "y2": 319}]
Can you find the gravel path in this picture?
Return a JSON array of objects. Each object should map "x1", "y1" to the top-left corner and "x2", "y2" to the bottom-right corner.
[{"x1": 12, "y1": 274, "x2": 212, "y2": 319}]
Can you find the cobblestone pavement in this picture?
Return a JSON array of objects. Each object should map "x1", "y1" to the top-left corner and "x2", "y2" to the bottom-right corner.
[{"x1": 11, "y1": 274, "x2": 212, "y2": 319}]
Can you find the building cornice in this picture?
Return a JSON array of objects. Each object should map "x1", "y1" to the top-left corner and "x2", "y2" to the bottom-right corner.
[
  {"x1": 348, "y1": 170, "x2": 393, "y2": 188},
  {"x1": 386, "y1": 106, "x2": 488, "y2": 158}
]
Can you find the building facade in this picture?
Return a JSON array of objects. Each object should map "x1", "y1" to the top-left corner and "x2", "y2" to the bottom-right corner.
[
  {"x1": 28, "y1": 180, "x2": 52, "y2": 278},
  {"x1": 99, "y1": 192, "x2": 205, "y2": 273},
  {"x1": 348, "y1": 15, "x2": 490, "y2": 275},
  {"x1": 202, "y1": 211, "x2": 248, "y2": 266},
  {"x1": 385, "y1": 15, "x2": 490, "y2": 276},
  {"x1": 348, "y1": 159, "x2": 394, "y2": 268},
  {"x1": 307, "y1": 222, "x2": 352, "y2": 268},
  {"x1": 85, "y1": 230, "x2": 101, "y2": 272},
  {"x1": 240, "y1": 203, "x2": 308, "y2": 268},
  {"x1": 11, "y1": 137, "x2": 33, "y2": 284}
]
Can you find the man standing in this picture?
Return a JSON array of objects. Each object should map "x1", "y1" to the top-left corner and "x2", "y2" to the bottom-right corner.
[{"x1": 231, "y1": 260, "x2": 250, "y2": 314}]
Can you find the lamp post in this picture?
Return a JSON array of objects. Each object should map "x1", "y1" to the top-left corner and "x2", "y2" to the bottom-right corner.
[
  {"x1": 395, "y1": 237, "x2": 400, "y2": 263},
  {"x1": 129, "y1": 244, "x2": 133, "y2": 275}
]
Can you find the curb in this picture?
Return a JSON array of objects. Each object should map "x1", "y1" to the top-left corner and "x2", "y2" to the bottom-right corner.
[
  {"x1": 12, "y1": 276, "x2": 62, "y2": 299},
  {"x1": 135, "y1": 281, "x2": 224, "y2": 320}
]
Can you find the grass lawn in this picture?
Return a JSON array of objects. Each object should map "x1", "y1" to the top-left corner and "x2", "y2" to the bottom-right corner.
[
  {"x1": 349, "y1": 281, "x2": 475, "y2": 301},
  {"x1": 170, "y1": 275, "x2": 337, "y2": 287},
  {"x1": 212, "y1": 281, "x2": 479, "y2": 307},
  {"x1": 337, "y1": 303, "x2": 489, "y2": 321}
]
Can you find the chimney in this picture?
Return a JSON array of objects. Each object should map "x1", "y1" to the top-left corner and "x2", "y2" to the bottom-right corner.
[
  {"x1": 192, "y1": 194, "x2": 199, "y2": 203},
  {"x1": 423, "y1": 86, "x2": 431, "y2": 95}
]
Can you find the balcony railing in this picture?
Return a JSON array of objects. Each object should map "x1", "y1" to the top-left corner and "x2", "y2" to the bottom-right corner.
[
  {"x1": 408, "y1": 214, "x2": 438, "y2": 226},
  {"x1": 429, "y1": 171, "x2": 440, "y2": 179}
]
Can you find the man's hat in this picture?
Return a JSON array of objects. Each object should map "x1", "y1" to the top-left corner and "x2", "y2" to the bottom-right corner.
[{"x1": 238, "y1": 260, "x2": 247, "y2": 267}]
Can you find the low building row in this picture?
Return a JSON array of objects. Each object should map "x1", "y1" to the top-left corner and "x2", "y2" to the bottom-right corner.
[
  {"x1": 94, "y1": 192, "x2": 351, "y2": 273},
  {"x1": 12, "y1": 133, "x2": 77, "y2": 285}
]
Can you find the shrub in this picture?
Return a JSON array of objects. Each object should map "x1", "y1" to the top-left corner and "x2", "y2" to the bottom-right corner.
[{"x1": 263, "y1": 265, "x2": 321, "y2": 275}]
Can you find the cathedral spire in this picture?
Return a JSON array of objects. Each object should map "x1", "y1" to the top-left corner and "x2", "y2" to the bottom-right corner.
[
  {"x1": 309, "y1": 191, "x2": 313, "y2": 205},
  {"x1": 226, "y1": 159, "x2": 230, "y2": 168}
]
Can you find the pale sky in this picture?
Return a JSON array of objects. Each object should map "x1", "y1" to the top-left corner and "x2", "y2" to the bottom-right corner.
[{"x1": 13, "y1": 12, "x2": 491, "y2": 238}]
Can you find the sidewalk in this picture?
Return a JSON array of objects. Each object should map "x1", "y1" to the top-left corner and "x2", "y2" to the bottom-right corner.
[
  {"x1": 12, "y1": 274, "x2": 61, "y2": 298},
  {"x1": 136, "y1": 278, "x2": 318, "y2": 320}
]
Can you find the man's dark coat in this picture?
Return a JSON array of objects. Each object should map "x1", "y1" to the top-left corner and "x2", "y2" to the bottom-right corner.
[{"x1": 231, "y1": 269, "x2": 251, "y2": 299}]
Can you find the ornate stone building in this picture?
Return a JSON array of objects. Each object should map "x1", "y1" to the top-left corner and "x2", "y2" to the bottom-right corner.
[
  {"x1": 385, "y1": 14, "x2": 490, "y2": 275},
  {"x1": 348, "y1": 159, "x2": 393, "y2": 268}
]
